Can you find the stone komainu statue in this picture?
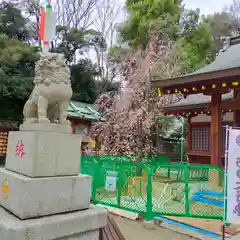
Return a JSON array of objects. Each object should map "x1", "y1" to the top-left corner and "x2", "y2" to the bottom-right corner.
[{"x1": 23, "y1": 53, "x2": 73, "y2": 125}]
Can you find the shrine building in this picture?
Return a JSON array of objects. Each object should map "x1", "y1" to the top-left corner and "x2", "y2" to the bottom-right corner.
[{"x1": 151, "y1": 35, "x2": 240, "y2": 168}]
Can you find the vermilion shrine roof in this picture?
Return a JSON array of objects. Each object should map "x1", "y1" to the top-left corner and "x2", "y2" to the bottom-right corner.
[{"x1": 165, "y1": 91, "x2": 233, "y2": 113}]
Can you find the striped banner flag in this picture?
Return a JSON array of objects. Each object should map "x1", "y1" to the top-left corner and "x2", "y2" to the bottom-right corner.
[{"x1": 39, "y1": 1, "x2": 56, "y2": 53}]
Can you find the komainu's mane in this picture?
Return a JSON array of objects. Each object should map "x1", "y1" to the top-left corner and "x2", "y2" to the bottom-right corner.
[{"x1": 33, "y1": 53, "x2": 70, "y2": 85}]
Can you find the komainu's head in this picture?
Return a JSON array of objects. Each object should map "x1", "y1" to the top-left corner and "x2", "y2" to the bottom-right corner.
[{"x1": 34, "y1": 52, "x2": 71, "y2": 85}]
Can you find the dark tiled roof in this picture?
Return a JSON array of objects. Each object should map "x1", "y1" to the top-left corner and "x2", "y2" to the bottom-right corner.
[
  {"x1": 188, "y1": 36, "x2": 240, "y2": 76},
  {"x1": 165, "y1": 91, "x2": 233, "y2": 110},
  {"x1": 0, "y1": 120, "x2": 18, "y2": 130},
  {"x1": 152, "y1": 35, "x2": 240, "y2": 87}
]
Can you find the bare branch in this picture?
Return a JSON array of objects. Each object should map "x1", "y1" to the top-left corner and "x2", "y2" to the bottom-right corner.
[
  {"x1": 225, "y1": 0, "x2": 240, "y2": 32},
  {"x1": 90, "y1": 0, "x2": 124, "y2": 82},
  {"x1": 55, "y1": 0, "x2": 99, "y2": 29}
]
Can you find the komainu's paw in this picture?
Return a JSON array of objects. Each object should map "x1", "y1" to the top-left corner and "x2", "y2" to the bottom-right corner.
[
  {"x1": 25, "y1": 118, "x2": 37, "y2": 124},
  {"x1": 51, "y1": 119, "x2": 59, "y2": 124},
  {"x1": 59, "y1": 119, "x2": 70, "y2": 125},
  {"x1": 38, "y1": 117, "x2": 51, "y2": 123}
]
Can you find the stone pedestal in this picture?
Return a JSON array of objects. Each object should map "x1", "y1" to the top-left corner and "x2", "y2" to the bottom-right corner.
[
  {"x1": 0, "y1": 129, "x2": 107, "y2": 239},
  {"x1": 0, "y1": 169, "x2": 91, "y2": 219},
  {"x1": 6, "y1": 131, "x2": 80, "y2": 177},
  {"x1": 0, "y1": 206, "x2": 107, "y2": 240}
]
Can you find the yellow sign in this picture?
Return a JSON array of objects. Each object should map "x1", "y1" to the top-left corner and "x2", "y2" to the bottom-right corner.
[
  {"x1": 1, "y1": 179, "x2": 9, "y2": 200},
  {"x1": 89, "y1": 140, "x2": 96, "y2": 149}
]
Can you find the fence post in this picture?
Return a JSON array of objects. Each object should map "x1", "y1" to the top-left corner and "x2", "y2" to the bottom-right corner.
[
  {"x1": 91, "y1": 171, "x2": 97, "y2": 204},
  {"x1": 91, "y1": 158, "x2": 101, "y2": 204},
  {"x1": 145, "y1": 165, "x2": 153, "y2": 220},
  {"x1": 117, "y1": 164, "x2": 123, "y2": 207},
  {"x1": 184, "y1": 164, "x2": 190, "y2": 216},
  {"x1": 80, "y1": 156, "x2": 83, "y2": 174}
]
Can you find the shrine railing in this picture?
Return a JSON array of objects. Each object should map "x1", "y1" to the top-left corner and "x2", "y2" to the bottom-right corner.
[{"x1": 81, "y1": 156, "x2": 224, "y2": 220}]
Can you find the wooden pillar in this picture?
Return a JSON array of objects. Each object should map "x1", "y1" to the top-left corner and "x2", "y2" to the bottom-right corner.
[
  {"x1": 211, "y1": 91, "x2": 221, "y2": 166},
  {"x1": 233, "y1": 110, "x2": 240, "y2": 127},
  {"x1": 234, "y1": 89, "x2": 240, "y2": 127},
  {"x1": 186, "y1": 117, "x2": 192, "y2": 163},
  {"x1": 186, "y1": 117, "x2": 192, "y2": 152},
  {"x1": 71, "y1": 120, "x2": 76, "y2": 134}
]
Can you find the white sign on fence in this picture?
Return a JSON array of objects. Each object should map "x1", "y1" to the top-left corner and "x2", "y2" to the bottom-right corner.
[
  {"x1": 226, "y1": 128, "x2": 240, "y2": 224},
  {"x1": 105, "y1": 171, "x2": 118, "y2": 191}
]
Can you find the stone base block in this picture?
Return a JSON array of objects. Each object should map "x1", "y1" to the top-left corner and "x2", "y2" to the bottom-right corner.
[
  {"x1": 0, "y1": 169, "x2": 91, "y2": 219},
  {"x1": 5, "y1": 130, "x2": 81, "y2": 177},
  {"x1": 58, "y1": 229, "x2": 99, "y2": 240},
  {"x1": 20, "y1": 123, "x2": 72, "y2": 134},
  {"x1": 0, "y1": 206, "x2": 107, "y2": 240}
]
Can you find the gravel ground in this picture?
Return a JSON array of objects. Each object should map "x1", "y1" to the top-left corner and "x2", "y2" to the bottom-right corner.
[{"x1": 112, "y1": 215, "x2": 197, "y2": 240}]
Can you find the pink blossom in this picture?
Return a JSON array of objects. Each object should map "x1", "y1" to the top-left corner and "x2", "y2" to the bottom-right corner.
[{"x1": 90, "y1": 38, "x2": 183, "y2": 160}]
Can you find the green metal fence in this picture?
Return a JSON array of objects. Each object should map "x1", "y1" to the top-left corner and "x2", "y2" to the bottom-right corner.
[{"x1": 81, "y1": 156, "x2": 224, "y2": 220}]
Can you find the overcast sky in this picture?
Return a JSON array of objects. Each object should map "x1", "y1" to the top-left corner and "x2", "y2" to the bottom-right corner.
[
  {"x1": 183, "y1": 0, "x2": 232, "y2": 15},
  {"x1": 49, "y1": 0, "x2": 234, "y2": 18},
  {"x1": 48, "y1": 0, "x2": 235, "y2": 64}
]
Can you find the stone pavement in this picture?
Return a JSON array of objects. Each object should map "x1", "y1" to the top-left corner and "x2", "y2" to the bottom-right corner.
[
  {"x1": 113, "y1": 214, "x2": 198, "y2": 240},
  {"x1": 229, "y1": 233, "x2": 240, "y2": 239}
]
